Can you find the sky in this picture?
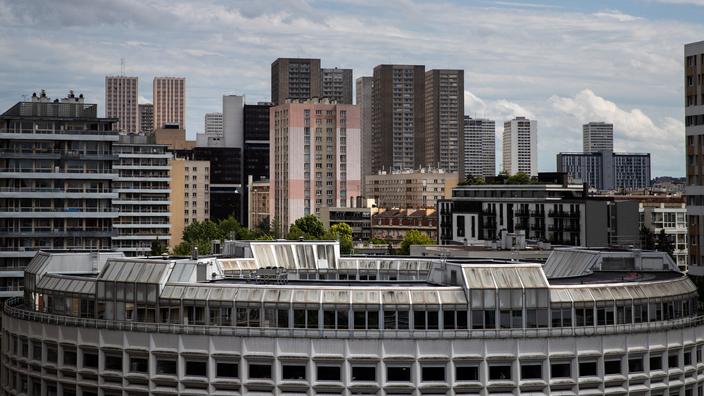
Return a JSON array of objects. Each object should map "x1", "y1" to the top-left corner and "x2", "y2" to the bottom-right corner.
[{"x1": 1, "y1": 0, "x2": 703, "y2": 177}]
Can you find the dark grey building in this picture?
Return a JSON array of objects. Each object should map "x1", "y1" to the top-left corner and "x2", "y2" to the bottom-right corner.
[
  {"x1": 240, "y1": 102, "x2": 272, "y2": 227},
  {"x1": 685, "y1": 40, "x2": 704, "y2": 274},
  {"x1": 321, "y1": 67, "x2": 353, "y2": 104},
  {"x1": 271, "y1": 58, "x2": 322, "y2": 105},
  {"x1": 556, "y1": 151, "x2": 651, "y2": 191}
]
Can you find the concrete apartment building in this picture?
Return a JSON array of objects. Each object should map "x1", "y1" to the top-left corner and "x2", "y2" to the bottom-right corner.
[
  {"x1": 320, "y1": 206, "x2": 373, "y2": 241},
  {"x1": 246, "y1": 176, "x2": 270, "y2": 231},
  {"x1": 138, "y1": 103, "x2": 153, "y2": 134},
  {"x1": 204, "y1": 112, "x2": 223, "y2": 137},
  {"x1": 356, "y1": 76, "x2": 373, "y2": 191},
  {"x1": 271, "y1": 58, "x2": 322, "y2": 105},
  {"x1": 685, "y1": 40, "x2": 704, "y2": 274},
  {"x1": 503, "y1": 116, "x2": 538, "y2": 176},
  {"x1": 424, "y1": 69, "x2": 464, "y2": 175},
  {"x1": 583, "y1": 121, "x2": 614, "y2": 152},
  {"x1": 557, "y1": 151, "x2": 651, "y2": 191},
  {"x1": 463, "y1": 116, "x2": 496, "y2": 179},
  {"x1": 152, "y1": 77, "x2": 185, "y2": 130},
  {"x1": 270, "y1": 98, "x2": 361, "y2": 235},
  {"x1": 169, "y1": 158, "x2": 210, "y2": 249},
  {"x1": 0, "y1": 91, "x2": 119, "y2": 297},
  {"x1": 111, "y1": 135, "x2": 171, "y2": 256},
  {"x1": 104, "y1": 76, "x2": 138, "y2": 133},
  {"x1": 365, "y1": 168, "x2": 458, "y2": 210},
  {"x1": 321, "y1": 67, "x2": 353, "y2": 104},
  {"x1": 372, "y1": 64, "x2": 426, "y2": 173}
]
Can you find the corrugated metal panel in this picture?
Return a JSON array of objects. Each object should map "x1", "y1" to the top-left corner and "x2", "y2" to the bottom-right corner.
[
  {"x1": 543, "y1": 249, "x2": 598, "y2": 279},
  {"x1": 550, "y1": 289, "x2": 573, "y2": 303},
  {"x1": 323, "y1": 289, "x2": 350, "y2": 305},
  {"x1": 492, "y1": 268, "x2": 523, "y2": 288},
  {"x1": 516, "y1": 266, "x2": 550, "y2": 288},
  {"x1": 463, "y1": 267, "x2": 496, "y2": 289},
  {"x1": 565, "y1": 288, "x2": 594, "y2": 303},
  {"x1": 410, "y1": 290, "x2": 440, "y2": 305},
  {"x1": 381, "y1": 290, "x2": 410, "y2": 306},
  {"x1": 438, "y1": 289, "x2": 468, "y2": 305}
]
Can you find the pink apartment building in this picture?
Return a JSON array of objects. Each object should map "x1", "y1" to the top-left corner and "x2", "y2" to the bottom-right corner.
[{"x1": 270, "y1": 98, "x2": 361, "y2": 236}]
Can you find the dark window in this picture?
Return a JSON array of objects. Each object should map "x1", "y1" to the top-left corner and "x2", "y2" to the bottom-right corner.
[
  {"x1": 83, "y1": 351, "x2": 98, "y2": 369},
  {"x1": 521, "y1": 364, "x2": 542, "y2": 379},
  {"x1": 456, "y1": 365, "x2": 479, "y2": 381},
  {"x1": 46, "y1": 346, "x2": 57, "y2": 363},
  {"x1": 604, "y1": 360, "x2": 621, "y2": 375},
  {"x1": 421, "y1": 366, "x2": 445, "y2": 382},
  {"x1": 32, "y1": 342, "x2": 41, "y2": 361},
  {"x1": 186, "y1": 361, "x2": 207, "y2": 376},
  {"x1": 579, "y1": 361, "x2": 597, "y2": 377},
  {"x1": 668, "y1": 354, "x2": 679, "y2": 368},
  {"x1": 354, "y1": 311, "x2": 366, "y2": 329},
  {"x1": 277, "y1": 309, "x2": 289, "y2": 328},
  {"x1": 63, "y1": 350, "x2": 77, "y2": 366},
  {"x1": 550, "y1": 363, "x2": 570, "y2": 378},
  {"x1": 129, "y1": 357, "x2": 148, "y2": 373},
  {"x1": 216, "y1": 362, "x2": 238, "y2": 378},
  {"x1": 685, "y1": 351, "x2": 692, "y2": 366},
  {"x1": 387, "y1": 366, "x2": 411, "y2": 382},
  {"x1": 414, "y1": 310, "x2": 426, "y2": 329},
  {"x1": 489, "y1": 365, "x2": 512, "y2": 380},
  {"x1": 249, "y1": 363, "x2": 272, "y2": 379},
  {"x1": 317, "y1": 365, "x2": 341, "y2": 381},
  {"x1": 104, "y1": 355, "x2": 122, "y2": 371},
  {"x1": 650, "y1": 355, "x2": 662, "y2": 370},
  {"x1": 282, "y1": 365, "x2": 306, "y2": 380},
  {"x1": 156, "y1": 359, "x2": 177, "y2": 375},
  {"x1": 628, "y1": 358, "x2": 643, "y2": 373},
  {"x1": 352, "y1": 366, "x2": 376, "y2": 381},
  {"x1": 368, "y1": 311, "x2": 379, "y2": 329},
  {"x1": 427, "y1": 311, "x2": 439, "y2": 329}
]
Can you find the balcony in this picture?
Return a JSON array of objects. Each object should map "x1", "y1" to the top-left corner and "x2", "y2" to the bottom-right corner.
[
  {"x1": 547, "y1": 210, "x2": 580, "y2": 218},
  {"x1": 0, "y1": 207, "x2": 118, "y2": 218},
  {"x1": 0, "y1": 187, "x2": 117, "y2": 199},
  {"x1": 0, "y1": 228, "x2": 116, "y2": 238}
]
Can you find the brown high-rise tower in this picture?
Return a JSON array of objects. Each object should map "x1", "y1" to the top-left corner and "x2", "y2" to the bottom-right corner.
[
  {"x1": 271, "y1": 58, "x2": 322, "y2": 105},
  {"x1": 424, "y1": 69, "x2": 464, "y2": 174}
]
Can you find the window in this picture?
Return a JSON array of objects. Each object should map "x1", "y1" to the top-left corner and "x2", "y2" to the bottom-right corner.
[
  {"x1": 129, "y1": 357, "x2": 148, "y2": 373},
  {"x1": 216, "y1": 362, "x2": 238, "y2": 378},
  {"x1": 489, "y1": 364, "x2": 512, "y2": 380},
  {"x1": 186, "y1": 361, "x2": 207, "y2": 377},
  {"x1": 551, "y1": 362, "x2": 571, "y2": 378},
  {"x1": 604, "y1": 359, "x2": 621, "y2": 375},
  {"x1": 352, "y1": 366, "x2": 376, "y2": 381},
  {"x1": 156, "y1": 359, "x2": 177, "y2": 375},
  {"x1": 83, "y1": 351, "x2": 98, "y2": 369},
  {"x1": 46, "y1": 344, "x2": 57, "y2": 363},
  {"x1": 104, "y1": 354, "x2": 122, "y2": 371},
  {"x1": 668, "y1": 353, "x2": 679, "y2": 368},
  {"x1": 629, "y1": 357, "x2": 644, "y2": 373},
  {"x1": 282, "y1": 364, "x2": 306, "y2": 380},
  {"x1": 317, "y1": 365, "x2": 341, "y2": 381},
  {"x1": 650, "y1": 355, "x2": 662, "y2": 370},
  {"x1": 387, "y1": 366, "x2": 411, "y2": 382},
  {"x1": 521, "y1": 364, "x2": 542, "y2": 379},
  {"x1": 63, "y1": 350, "x2": 77, "y2": 366},
  {"x1": 249, "y1": 363, "x2": 272, "y2": 379},
  {"x1": 684, "y1": 350, "x2": 692, "y2": 366},
  {"x1": 32, "y1": 341, "x2": 42, "y2": 361},
  {"x1": 421, "y1": 366, "x2": 445, "y2": 382},
  {"x1": 579, "y1": 361, "x2": 597, "y2": 377},
  {"x1": 456, "y1": 365, "x2": 479, "y2": 381}
]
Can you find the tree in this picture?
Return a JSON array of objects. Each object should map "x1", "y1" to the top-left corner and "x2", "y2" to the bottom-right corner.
[
  {"x1": 218, "y1": 216, "x2": 242, "y2": 240},
  {"x1": 399, "y1": 229, "x2": 434, "y2": 255},
  {"x1": 292, "y1": 215, "x2": 326, "y2": 239},
  {"x1": 656, "y1": 229, "x2": 674, "y2": 258},
  {"x1": 459, "y1": 175, "x2": 486, "y2": 186},
  {"x1": 286, "y1": 224, "x2": 305, "y2": 240},
  {"x1": 640, "y1": 226, "x2": 655, "y2": 250},
  {"x1": 150, "y1": 238, "x2": 167, "y2": 256},
  {"x1": 506, "y1": 172, "x2": 532, "y2": 185},
  {"x1": 369, "y1": 237, "x2": 387, "y2": 245},
  {"x1": 327, "y1": 223, "x2": 353, "y2": 254}
]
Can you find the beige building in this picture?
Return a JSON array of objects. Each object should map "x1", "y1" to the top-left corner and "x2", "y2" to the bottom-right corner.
[
  {"x1": 154, "y1": 127, "x2": 196, "y2": 151},
  {"x1": 169, "y1": 158, "x2": 210, "y2": 249},
  {"x1": 153, "y1": 77, "x2": 185, "y2": 130},
  {"x1": 105, "y1": 76, "x2": 138, "y2": 133},
  {"x1": 247, "y1": 176, "x2": 270, "y2": 230},
  {"x1": 365, "y1": 168, "x2": 458, "y2": 209}
]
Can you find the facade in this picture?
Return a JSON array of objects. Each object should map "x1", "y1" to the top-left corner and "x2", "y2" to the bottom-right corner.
[
  {"x1": 557, "y1": 151, "x2": 652, "y2": 191},
  {"x1": 204, "y1": 112, "x2": 223, "y2": 137},
  {"x1": 424, "y1": 69, "x2": 464, "y2": 174},
  {"x1": 138, "y1": 103, "x2": 153, "y2": 134},
  {"x1": 223, "y1": 95, "x2": 244, "y2": 149},
  {"x1": 372, "y1": 208, "x2": 437, "y2": 243},
  {"x1": 463, "y1": 117, "x2": 496, "y2": 179},
  {"x1": 638, "y1": 196, "x2": 688, "y2": 271},
  {"x1": 111, "y1": 135, "x2": 171, "y2": 256},
  {"x1": 246, "y1": 176, "x2": 270, "y2": 231},
  {"x1": 356, "y1": 76, "x2": 373, "y2": 192},
  {"x1": 320, "y1": 206, "x2": 373, "y2": 241},
  {"x1": 503, "y1": 117, "x2": 537, "y2": 176},
  {"x1": 0, "y1": 91, "x2": 118, "y2": 298},
  {"x1": 5, "y1": 243, "x2": 702, "y2": 396},
  {"x1": 365, "y1": 168, "x2": 458, "y2": 210},
  {"x1": 193, "y1": 146, "x2": 241, "y2": 221},
  {"x1": 685, "y1": 40, "x2": 704, "y2": 273},
  {"x1": 321, "y1": 67, "x2": 353, "y2": 104},
  {"x1": 583, "y1": 122, "x2": 614, "y2": 152},
  {"x1": 242, "y1": 103, "x2": 272, "y2": 226},
  {"x1": 271, "y1": 58, "x2": 322, "y2": 105},
  {"x1": 270, "y1": 99, "x2": 361, "y2": 235},
  {"x1": 104, "y1": 76, "x2": 138, "y2": 133},
  {"x1": 372, "y1": 64, "x2": 426, "y2": 172},
  {"x1": 438, "y1": 184, "x2": 640, "y2": 247},
  {"x1": 169, "y1": 158, "x2": 210, "y2": 249},
  {"x1": 152, "y1": 77, "x2": 185, "y2": 130}
]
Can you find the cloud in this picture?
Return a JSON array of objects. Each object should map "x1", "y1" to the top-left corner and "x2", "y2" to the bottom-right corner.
[
  {"x1": 592, "y1": 10, "x2": 642, "y2": 22},
  {"x1": 138, "y1": 95, "x2": 151, "y2": 104}
]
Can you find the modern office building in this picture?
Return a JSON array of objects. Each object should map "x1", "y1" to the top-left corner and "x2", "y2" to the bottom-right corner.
[
  {"x1": 111, "y1": 135, "x2": 171, "y2": 256},
  {"x1": 557, "y1": 151, "x2": 651, "y2": 191},
  {"x1": 193, "y1": 146, "x2": 242, "y2": 221},
  {"x1": 223, "y1": 95, "x2": 244, "y2": 149},
  {"x1": 169, "y1": 158, "x2": 210, "y2": 248},
  {"x1": 438, "y1": 183, "x2": 640, "y2": 247},
  {"x1": 372, "y1": 64, "x2": 426, "y2": 172},
  {"x1": 0, "y1": 91, "x2": 119, "y2": 297},
  {"x1": 138, "y1": 103, "x2": 153, "y2": 134},
  {"x1": 583, "y1": 122, "x2": 614, "y2": 153},
  {"x1": 104, "y1": 76, "x2": 139, "y2": 133},
  {"x1": 204, "y1": 112, "x2": 223, "y2": 137},
  {"x1": 270, "y1": 98, "x2": 361, "y2": 235},
  {"x1": 503, "y1": 117, "x2": 537, "y2": 176},
  {"x1": 153, "y1": 77, "x2": 185, "y2": 130},
  {"x1": 271, "y1": 58, "x2": 322, "y2": 105},
  {"x1": 241, "y1": 103, "x2": 272, "y2": 227},
  {"x1": 5, "y1": 242, "x2": 702, "y2": 396},
  {"x1": 635, "y1": 195, "x2": 688, "y2": 271},
  {"x1": 463, "y1": 116, "x2": 496, "y2": 179},
  {"x1": 365, "y1": 168, "x2": 458, "y2": 210},
  {"x1": 372, "y1": 208, "x2": 437, "y2": 243},
  {"x1": 321, "y1": 67, "x2": 353, "y2": 104},
  {"x1": 356, "y1": 76, "x2": 373, "y2": 191},
  {"x1": 686, "y1": 40, "x2": 704, "y2": 274},
  {"x1": 424, "y1": 69, "x2": 464, "y2": 174}
]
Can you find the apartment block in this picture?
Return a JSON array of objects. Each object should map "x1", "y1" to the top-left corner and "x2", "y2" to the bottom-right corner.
[
  {"x1": 0, "y1": 91, "x2": 119, "y2": 296},
  {"x1": 105, "y1": 76, "x2": 138, "y2": 133},
  {"x1": 204, "y1": 112, "x2": 223, "y2": 137},
  {"x1": 372, "y1": 208, "x2": 437, "y2": 243},
  {"x1": 111, "y1": 135, "x2": 171, "y2": 256},
  {"x1": 320, "y1": 206, "x2": 372, "y2": 241},
  {"x1": 270, "y1": 98, "x2": 361, "y2": 235},
  {"x1": 686, "y1": 40, "x2": 704, "y2": 273},
  {"x1": 169, "y1": 158, "x2": 210, "y2": 248},
  {"x1": 271, "y1": 58, "x2": 322, "y2": 105},
  {"x1": 372, "y1": 64, "x2": 426, "y2": 172},
  {"x1": 583, "y1": 122, "x2": 614, "y2": 152},
  {"x1": 153, "y1": 77, "x2": 185, "y2": 130},
  {"x1": 503, "y1": 116, "x2": 537, "y2": 176},
  {"x1": 463, "y1": 116, "x2": 496, "y2": 179},
  {"x1": 365, "y1": 168, "x2": 458, "y2": 210},
  {"x1": 356, "y1": 76, "x2": 373, "y2": 191},
  {"x1": 321, "y1": 67, "x2": 353, "y2": 104},
  {"x1": 557, "y1": 151, "x2": 651, "y2": 191},
  {"x1": 424, "y1": 69, "x2": 464, "y2": 174},
  {"x1": 246, "y1": 176, "x2": 270, "y2": 231},
  {"x1": 138, "y1": 103, "x2": 153, "y2": 134}
]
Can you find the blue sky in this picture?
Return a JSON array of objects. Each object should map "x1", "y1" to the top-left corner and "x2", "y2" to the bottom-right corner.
[{"x1": 1, "y1": 0, "x2": 703, "y2": 176}]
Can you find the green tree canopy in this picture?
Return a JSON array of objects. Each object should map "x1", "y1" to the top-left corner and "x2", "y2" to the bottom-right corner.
[
  {"x1": 326, "y1": 223, "x2": 353, "y2": 254},
  {"x1": 292, "y1": 215, "x2": 326, "y2": 239},
  {"x1": 506, "y1": 172, "x2": 533, "y2": 185},
  {"x1": 399, "y1": 229, "x2": 434, "y2": 255}
]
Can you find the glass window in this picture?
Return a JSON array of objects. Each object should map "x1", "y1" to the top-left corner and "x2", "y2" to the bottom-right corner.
[
  {"x1": 489, "y1": 364, "x2": 512, "y2": 380},
  {"x1": 249, "y1": 363, "x2": 272, "y2": 379},
  {"x1": 456, "y1": 365, "x2": 479, "y2": 381},
  {"x1": 317, "y1": 365, "x2": 341, "y2": 381},
  {"x1": 551, "y1": 362, "x2": 571, "y2": 378},
  {"x1": 604, "y1": 359, "x2": 621, "y2": 375},
  {"x1": 185, "y1": 361, "x2": 207, "y2": 377},
  {"x1": 104, "y1": 354, "x2": 122, "y2": 371},
  {"x1": 650, "y1": 355, "x2": 662, "y2": 370},
  {"x1": 282, "y1": 364, "x2": 306, "y2": 380},
  {"x1": 579, "y1": 361, "x2": 597, "y2": 377},
  {"x1": 216, "y1": 362, "x2": 238, "y2": 378},
  {"x1": 351, "y1": 366, "x2": 376, "y2": 381},
  {"x1": 129, "y1": 357, "x2": 148, "y2": 373},
  {"x1": 521, "y1": 364, "x2": 542, "y2": 379},
  {"x1": 83, "y1": 351, "x2": 98, "y2": 369},
  {"x1": 387, "y1": 366, "x2": 411, "y2": 382},
  {"x1": 156, "y1": 359, "x2": 177, "y2": 375},
  {"x1": 628, "y1": 357, "x2": 643, "y2": 373},
  {"x1": 421, "y1": 366, "x2": 445, "y2": 382}
]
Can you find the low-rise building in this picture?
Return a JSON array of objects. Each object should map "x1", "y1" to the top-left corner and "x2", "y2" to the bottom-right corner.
[
  {"x1": 372, "y1": 208, "x2": 437, "y2": 243},
  {"x1": 365, "y1": 168, "x2": 458, "y2": 210},
  {"x1": 246, "y1": 176, "x2": 270, "y2": 231},
  {"x1": 169, "y1": 158, "x2": 210, "y2": 249},
  {"x1": 320, "y1": 207, "x2": 373, "y2": 241}
]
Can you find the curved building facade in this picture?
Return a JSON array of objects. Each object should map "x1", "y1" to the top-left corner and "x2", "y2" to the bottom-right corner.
[{"x1": 2, "y1": 242, "x2": 704, "y2": 396}]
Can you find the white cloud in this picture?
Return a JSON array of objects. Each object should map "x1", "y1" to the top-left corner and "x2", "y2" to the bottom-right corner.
[{"x1": 138, "y1": 95, "x2": 151, "y2": 104}]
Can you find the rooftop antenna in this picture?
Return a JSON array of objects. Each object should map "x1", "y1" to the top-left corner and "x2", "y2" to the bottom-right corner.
[{"x1": 120, "y1": 58, "x2": 126, "y2": 76}]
